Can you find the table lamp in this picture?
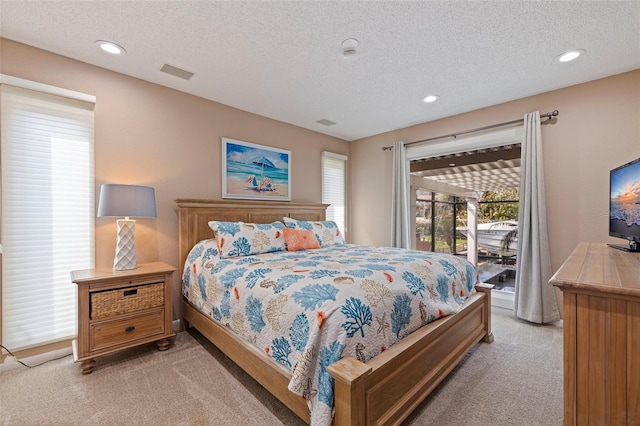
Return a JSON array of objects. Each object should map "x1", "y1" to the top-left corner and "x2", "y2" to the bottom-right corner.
[{"x1": 97, "y1": 184, "x2": 157, "y2": 271}]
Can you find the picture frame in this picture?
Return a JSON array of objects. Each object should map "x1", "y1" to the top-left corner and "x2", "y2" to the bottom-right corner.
[{"x1": 222, "y1": 137, "x2": 292, "y2": 201}]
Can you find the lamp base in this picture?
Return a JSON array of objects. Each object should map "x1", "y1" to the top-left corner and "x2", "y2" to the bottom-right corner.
[{"x1": 113, "y1": 219, "x2": 137, "y2": 271}]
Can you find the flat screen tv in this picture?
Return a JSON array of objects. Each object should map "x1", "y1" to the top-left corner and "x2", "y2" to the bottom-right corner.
[{"x1": 609, "y1": 157, "x2": 640, "y2": 252}]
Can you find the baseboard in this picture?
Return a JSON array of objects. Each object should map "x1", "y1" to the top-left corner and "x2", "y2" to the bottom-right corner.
[
  {"x1": 0, "y1": 345, "x2": 73, "y2": 373},
  {"x1": 1, "y1": 321, "x2": 183, "y2": 374}
]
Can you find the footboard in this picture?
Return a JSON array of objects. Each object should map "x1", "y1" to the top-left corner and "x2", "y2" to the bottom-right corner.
[{"x1": 328, "y1": 284, "x2": 492, "y2": 425}]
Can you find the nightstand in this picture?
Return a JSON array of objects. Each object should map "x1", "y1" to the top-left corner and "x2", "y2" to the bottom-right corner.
[{"x1": 71, "y1": 262, "x2": 176, "y2": 374}]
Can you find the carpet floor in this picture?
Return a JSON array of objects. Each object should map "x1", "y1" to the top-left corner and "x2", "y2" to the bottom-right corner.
[{"x1": 0, "y1": 307, "x2": 563, "y2": 425}]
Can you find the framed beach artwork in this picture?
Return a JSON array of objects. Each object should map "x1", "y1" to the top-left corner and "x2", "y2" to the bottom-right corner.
[{"x1": 222, "y1": 137, "x2": 292, "y2": 201}]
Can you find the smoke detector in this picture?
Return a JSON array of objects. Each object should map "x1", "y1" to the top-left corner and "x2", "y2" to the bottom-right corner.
[{"x1": 342, "y1": 38, "x2": 359, "y2": 57}]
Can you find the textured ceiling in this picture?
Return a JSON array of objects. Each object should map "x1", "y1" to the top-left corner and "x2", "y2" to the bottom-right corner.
[
  {"x1": 412, "y1": 145, "x2": 522, "y2": 192},
  {"x1": 413, "y1": 159, "x2": 521, "y2": 193},
  {"x1": 1, "y1": 1, "x2": 638, "y2": 141}
]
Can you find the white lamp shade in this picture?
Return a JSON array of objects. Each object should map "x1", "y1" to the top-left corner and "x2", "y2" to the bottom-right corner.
[{"x1": 97, "y1": 184, "x2": 157, "y2": 218}]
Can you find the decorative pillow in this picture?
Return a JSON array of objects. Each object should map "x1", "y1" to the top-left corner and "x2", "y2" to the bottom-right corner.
[
  {"x1": 282, "y1": 217, "x2": 345, "y2": 247},
  {"x1": 283, "y1": 228, "x2": 321, "y2": 252},
  {"x1": 208, "y1": 221, "x2": 285, "y2": 258}
]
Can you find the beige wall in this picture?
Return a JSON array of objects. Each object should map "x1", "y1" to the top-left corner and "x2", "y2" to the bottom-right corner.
[
  {"x1": 3, "y1": 37, "x2": 639, "y2": 325},
  {"x1": 350, "y1": 69, "x2": 640, "y2": 273},
  {"x1": 1, "y1": 39, "x2": 349, "y2": 320}
]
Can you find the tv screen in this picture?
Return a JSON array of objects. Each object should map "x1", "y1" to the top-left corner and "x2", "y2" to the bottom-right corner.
[{"x1": 609, "y1": 157, "x2": 640, "y2": 247}]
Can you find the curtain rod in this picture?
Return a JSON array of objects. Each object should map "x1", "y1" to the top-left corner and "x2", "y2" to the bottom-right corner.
[{"x1": 381, "y1": 110, "x2": 559, "y2": 151}]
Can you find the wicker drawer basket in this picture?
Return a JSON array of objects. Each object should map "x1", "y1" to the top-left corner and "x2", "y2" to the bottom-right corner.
[{"x1": 91, "y1": 283, "x2": 164, "y2": 320}]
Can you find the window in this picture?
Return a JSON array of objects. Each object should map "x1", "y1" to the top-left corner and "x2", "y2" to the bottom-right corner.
[
  {"x1": 415, "y1": 189, "x2": 519, "y2": 259},
  {"x1": 321, "y1": 152, "x2": 347, "y2": 238},
  {"x1": 415, "y1": 190, "x2": 464, "y2": 254},
  {"x1": 1, "y1": 80, "x2": 95, "y2": 351}
]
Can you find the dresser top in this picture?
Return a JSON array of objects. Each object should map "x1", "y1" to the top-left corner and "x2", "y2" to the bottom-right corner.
[
  {"x1": 71, "y1": 261, "x2": 176, "y2": 284},
  {"x1": 550, "y1": 242, "x2": 640, "y2": 298}
]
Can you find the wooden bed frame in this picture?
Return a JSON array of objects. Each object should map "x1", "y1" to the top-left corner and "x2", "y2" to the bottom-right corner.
[{"x1": 176, "y1": 198, "x2": 494, "y2": 425}]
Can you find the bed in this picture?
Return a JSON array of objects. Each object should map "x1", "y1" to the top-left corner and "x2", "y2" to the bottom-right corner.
[{"x1": 177, "y1": 199, "x2": 493, "y2": 425}]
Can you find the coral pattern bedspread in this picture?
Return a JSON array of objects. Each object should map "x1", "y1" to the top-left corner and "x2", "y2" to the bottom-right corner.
[{"x1": 183, "y1": 240, "x2": 477, "y2": 425}]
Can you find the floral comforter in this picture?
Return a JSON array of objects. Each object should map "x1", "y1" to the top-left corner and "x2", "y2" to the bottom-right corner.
[{"x1": 182, "y1": 241, "x2": 477, "y2": 425}]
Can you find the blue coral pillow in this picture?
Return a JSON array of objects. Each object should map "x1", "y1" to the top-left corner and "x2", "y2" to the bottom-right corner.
[
  {"x1": 208, "y1": 221, "x2": 285, "y2": 258},
  {"x1": 282, "y1": 218, "x2": 345, "y2": 247}
]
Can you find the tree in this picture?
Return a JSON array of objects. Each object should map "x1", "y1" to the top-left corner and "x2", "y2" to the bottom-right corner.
[
  {"x1": 457, "y1": 189, "x2": 519, "y2": 223},
  {"x1": 477, "y1": 189, "x2": 519, "y2": 220},
  {"x1": 502, "y1": 227, "x2": 518, "y2": 252}
]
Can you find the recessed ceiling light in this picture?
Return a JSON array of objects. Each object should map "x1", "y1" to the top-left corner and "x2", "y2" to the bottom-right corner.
[
  {"x1": 422, "y1": 95, "x2": 439, "y2": 103},
  {"x1": 95, "y1": 40, "x2": 126, "y2": 55},
  {"x1": 557, "y1": 49, "x2": 585, "y2": 63}
]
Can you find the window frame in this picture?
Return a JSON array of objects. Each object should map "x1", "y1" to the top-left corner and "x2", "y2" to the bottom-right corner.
[{"x1": 321, "y1": 151, "x2": 348, "y2": 240}]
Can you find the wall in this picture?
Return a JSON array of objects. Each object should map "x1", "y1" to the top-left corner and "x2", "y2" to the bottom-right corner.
[
  {"x1": 3, "y1": 37, "x2": 639, "y2": 336},
  {"x1": 350, "y1": 70, "x2": 640, "y2": 273},
  {"x1": 0, "y1": 39, "x2": 349, "y2": 321}
]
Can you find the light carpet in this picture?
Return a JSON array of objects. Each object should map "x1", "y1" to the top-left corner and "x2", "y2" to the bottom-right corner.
[{"x1": 0, "y1": 307, "x2": 563, "y2": 425}]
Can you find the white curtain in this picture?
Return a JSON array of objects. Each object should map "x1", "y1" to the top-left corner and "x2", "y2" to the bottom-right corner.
[
  {"x1": 391, "y1": 141, "x2": 411, "y2": 248},
  {"x1": 514, "y1": 112, "x2": 560, "y2": 323}
]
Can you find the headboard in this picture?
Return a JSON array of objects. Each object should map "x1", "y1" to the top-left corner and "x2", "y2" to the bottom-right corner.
[{"x1": 175, "y1": 199, "x2": 328, "y2": 272}]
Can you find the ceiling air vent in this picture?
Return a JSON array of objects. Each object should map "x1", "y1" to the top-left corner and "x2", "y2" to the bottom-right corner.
[
  {"x1": 160, "y1": 63, "x2": 194, "y2": 80},
  {"x1": 316, "y1": 119, "x2": 336, "y2": 127}
]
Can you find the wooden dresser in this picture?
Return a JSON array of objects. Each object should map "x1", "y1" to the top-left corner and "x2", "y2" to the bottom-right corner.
[{"x1": 550, "y1": 242, "x2": 640, "y2": 425}]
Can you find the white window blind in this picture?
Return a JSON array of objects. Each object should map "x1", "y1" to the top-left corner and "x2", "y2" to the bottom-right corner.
[
  {"x1": 322, "y1": 152, "x2": 347, "y2": 238},
  {"x1": 1, "y1": 83, "x2": 95, "y2": 351}
]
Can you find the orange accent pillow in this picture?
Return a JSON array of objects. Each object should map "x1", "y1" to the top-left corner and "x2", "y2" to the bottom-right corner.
[{"x1": 283, "y1": 228, "x2": 321, "y2": 252}]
